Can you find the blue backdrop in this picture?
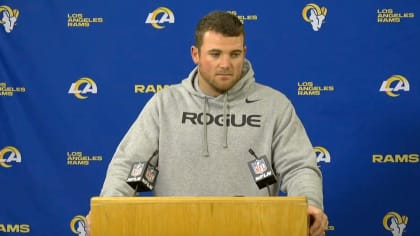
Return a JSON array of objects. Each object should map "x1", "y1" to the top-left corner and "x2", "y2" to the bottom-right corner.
[{"x1": 1, "y1": 0, "x2": 419, "y2": 235}]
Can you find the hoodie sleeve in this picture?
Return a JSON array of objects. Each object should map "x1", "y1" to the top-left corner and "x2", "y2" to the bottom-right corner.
[
  {"x1": 100, "y1": 94, "x2": 160, "y2": 196},
  {"x1": 272, "y1": 100, "x2": 324, "y2": 210}
]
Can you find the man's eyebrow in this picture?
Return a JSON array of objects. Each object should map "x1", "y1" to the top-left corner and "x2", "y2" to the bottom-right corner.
[
  {"x1": 207, "y1": 49, "x2": 243, "y2": 53},
  {"x1": 231, "y1": 49, "x2": 243, "y2": 53}
]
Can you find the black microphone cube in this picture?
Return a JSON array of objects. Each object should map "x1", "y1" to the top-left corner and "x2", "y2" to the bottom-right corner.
[
  {"x1": 126, "y1": 162, "x2": 159, "y2": 192},
  {"x1": 248, "y1": 155, "x2": 277, "y2": 189}
]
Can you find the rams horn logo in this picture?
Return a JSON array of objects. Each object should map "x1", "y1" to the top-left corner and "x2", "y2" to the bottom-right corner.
[
  {"x1": 302, "y1": 3, "x2": 327, "y2": 31},
  {"x1": 0, "y1": 5, "x2": 19, "y2": 33}
]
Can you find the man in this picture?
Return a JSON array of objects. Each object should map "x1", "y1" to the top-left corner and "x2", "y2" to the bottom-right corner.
[{"x1": 87, "y1": 11, "x2": 328, "y2": 236}]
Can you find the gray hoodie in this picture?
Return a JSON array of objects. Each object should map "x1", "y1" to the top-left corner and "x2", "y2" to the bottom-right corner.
[{"x1": 100, "y1": 59, "x2": 323, "y2": 209}]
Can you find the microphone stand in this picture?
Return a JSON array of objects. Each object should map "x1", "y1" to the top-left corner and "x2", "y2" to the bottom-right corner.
[{"x1": 266, "y1": 184, "x2": 272, "y2": 196}]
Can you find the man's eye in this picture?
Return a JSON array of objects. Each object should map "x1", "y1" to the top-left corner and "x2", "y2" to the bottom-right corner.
[
  {"x1": 231, "y1": 53, "x2": 241, "y2": 58},
  {"x1": 210, "y1": 53, "x2": 220, "y2": 57}
]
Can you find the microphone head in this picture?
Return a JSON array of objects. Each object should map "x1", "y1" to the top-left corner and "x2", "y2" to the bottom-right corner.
[
  {"x1": 247, "y1": 155, "x2": 277, "y2": 189},
  {"x1": 126, "y1": 162, "x2": 159, "y2": 192}
]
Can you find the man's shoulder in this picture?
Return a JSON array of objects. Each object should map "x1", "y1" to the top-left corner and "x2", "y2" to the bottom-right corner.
[
  {"x1": 156, "y1": 83, "x2": 183, "y2": 95},
  {"x1": 152, "y1": 82, "x2": 189, "y2": 103},
  {"x1": 253, "y1": 83, "x2": 289, "y2": 102}
]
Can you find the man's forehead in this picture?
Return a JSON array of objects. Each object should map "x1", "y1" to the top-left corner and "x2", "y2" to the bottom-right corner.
[
  {"x1": 202, "y1": 30, "x2": 244, "y2": 41},
  {"x1": 201, "y1": 31, "x2": 244, "y2": 50}
]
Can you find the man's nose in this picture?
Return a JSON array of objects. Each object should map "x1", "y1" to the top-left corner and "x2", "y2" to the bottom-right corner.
[{"x1": 219, "y1": 55, "x2": 231, "y2": 69}]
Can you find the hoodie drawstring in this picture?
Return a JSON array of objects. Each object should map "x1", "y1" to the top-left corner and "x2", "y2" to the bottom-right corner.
[
  {"x1": 202, "y1": 97, "x2": 209, "y2": 157},
  {"x1": 223, "y1": 93, "x2": 228, "y2": 148},
  {"x1": 201, "y1": 94, "x2": 229, "y2": 157}
]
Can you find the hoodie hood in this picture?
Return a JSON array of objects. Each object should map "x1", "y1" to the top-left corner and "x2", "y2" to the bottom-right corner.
[
  {"x1": 181, "y1": 59, "x2": 255, "y2": 102},
  {"x1": 180, "y1": 59, "x2": 256, "y2": 156}
]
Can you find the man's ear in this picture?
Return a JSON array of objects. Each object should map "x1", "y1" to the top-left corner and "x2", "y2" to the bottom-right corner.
[{"x1": 191, "y1": 46, "x2": 199, "y2": 64}]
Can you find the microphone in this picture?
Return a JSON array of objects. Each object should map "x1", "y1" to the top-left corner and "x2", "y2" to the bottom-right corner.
[
  {"x1": 126, "y1": 150, "x2": 159, "y2": 194},
  {"x1": 247, "y1": 149, "x2": 277, "y2": 195}
]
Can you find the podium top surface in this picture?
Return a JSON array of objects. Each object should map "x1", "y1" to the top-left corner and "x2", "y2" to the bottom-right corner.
[{"x1": 91, "y1": 196, "x2": 307, "y2": 204}]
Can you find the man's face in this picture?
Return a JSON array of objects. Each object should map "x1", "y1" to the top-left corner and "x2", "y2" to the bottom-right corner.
[{"x1": 191, "y1": 31, "x2": 246, "y2": 96}]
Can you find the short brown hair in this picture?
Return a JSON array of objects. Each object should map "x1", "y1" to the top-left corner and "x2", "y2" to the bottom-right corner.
[{"x1": 194, "y1": 11, "x2": 245, "y2": 49}]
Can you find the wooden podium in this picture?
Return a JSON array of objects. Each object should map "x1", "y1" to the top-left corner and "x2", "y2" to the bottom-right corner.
[{"x1": 90, "y1": 196, "x2": 308, "y2": 236}]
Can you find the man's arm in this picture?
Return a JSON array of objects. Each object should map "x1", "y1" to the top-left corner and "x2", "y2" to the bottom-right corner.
[
  {"x1": 100, "y1": 94, "x2": 160, "y2": 196},
  {"x1": 272, "y1": 101, "x2": 324, "y2": 209}
]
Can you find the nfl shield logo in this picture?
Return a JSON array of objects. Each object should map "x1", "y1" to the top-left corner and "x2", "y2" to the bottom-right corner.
[
  {"x1": 252, "y1": 159, "x2": 267, "y2": 174},
  {"x1": 131, "y1": 163, "x2": 144, "y2": 177},
  {"x1": 145, "y1": 167, "x2": 156, "y2": 182}
]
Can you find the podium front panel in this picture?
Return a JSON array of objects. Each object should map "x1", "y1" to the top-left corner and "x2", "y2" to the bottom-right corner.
[{"x1": 90, "y1": 196, "x2": 308, "y2": 236}]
